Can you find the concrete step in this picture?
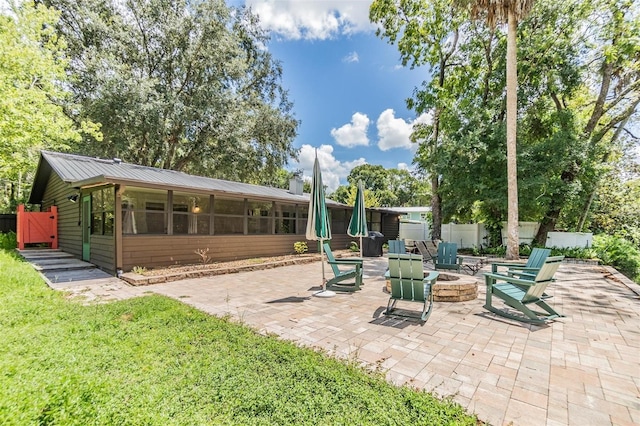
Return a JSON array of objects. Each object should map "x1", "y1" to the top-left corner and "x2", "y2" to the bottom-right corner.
[
  {"x1": 32, "y1": 258, "x2": 96, "y2": 273},
  {"x1": 43, "y1": 268, "x2": 114, "y2": 286},
  {"x1": 18, "y1": 249, "x2": 75, "y2": 261}
]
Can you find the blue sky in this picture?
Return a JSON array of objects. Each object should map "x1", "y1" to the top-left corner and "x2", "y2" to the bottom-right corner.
[{"x1": 234, "y1": 0, "x2": 431, "y2": 192}]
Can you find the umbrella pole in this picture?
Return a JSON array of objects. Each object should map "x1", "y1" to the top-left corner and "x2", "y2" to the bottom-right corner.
[
  {"x1": 320, "y1": 240, "x2": 326, "y2": 290},
  {"x1": 359, "y1": 236, "x2": 363, "y2": 258}
]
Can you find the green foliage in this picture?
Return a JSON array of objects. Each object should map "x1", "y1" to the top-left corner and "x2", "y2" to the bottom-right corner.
[
  {"x1": 45, "y1": 0, "x2": 298, "y2": 183},
  {"x1": 293, "y1": 241, "x2": 308, "y2": 255},
  {"x1": 0, "y1": 1, "x2": 96, "y2": 212},
  {"x1": 592, "y1": 234, "x2": 640, "y2": 283},
  {"x1": 330, "y1": 165, "x2": 429, "y2": 207},
  {"x1": 586, "y1": 177, "x2": 640, "y2": 247},
  {"x1": 0, "y1": 231, "x2": 17, "y2": 250},
  {"x1": 349, "y1": 241, "x2": 360, "y2": 252},
  {"x1": 0, "y1": 250, "x2": 477, "y2": 424},
  {"x1": 131, "y1": 265, "x2": 147, "y2": 275},
  {"x1": 372, "y1": 0, "x2": 640, "y2": 244}
]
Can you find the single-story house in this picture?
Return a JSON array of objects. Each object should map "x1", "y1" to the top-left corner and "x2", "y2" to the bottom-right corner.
[
  {"x1": 28, "y1": 151, "x2": 400, "y2": 274},
  {"x1": 382, "y1": 206, "x2": 431, "y2": 222}
]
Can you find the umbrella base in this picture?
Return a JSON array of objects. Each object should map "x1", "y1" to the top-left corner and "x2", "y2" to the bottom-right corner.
[{"x1": 313, "y1": 289, "x2": 336, "y2": 298}]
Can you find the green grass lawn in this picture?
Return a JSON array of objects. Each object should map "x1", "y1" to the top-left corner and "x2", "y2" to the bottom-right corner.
[{"x1": 0, "y1": 249, "x2": 478, "y2": 425}]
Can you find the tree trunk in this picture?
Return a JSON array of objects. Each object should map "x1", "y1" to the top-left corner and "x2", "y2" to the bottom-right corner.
[
  {"x1": 534, "y1": 208, "x2": 560, "y2": 246},
  {"x1": 430, "y1": 175, "x2": 442, "y2": 240},
  {"x1": 505, "y1": 9, "x2": 519, "y2": 260}
]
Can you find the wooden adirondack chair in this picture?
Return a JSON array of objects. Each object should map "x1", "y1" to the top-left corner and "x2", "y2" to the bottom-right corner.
[
  {"x1": 323, "y1": 243, "x2": 363, "y2": 292},
  {"x1": 385, "y1": 253, "x2": 438, "y2": 322},
  {"x1": 491, "y1": 247, "x2": 551, "y2": 277},
  {"x1": 435, "y1": 242, "x2": 462, "y2": 272},
  {"x1": 483, "y1": 256, "x2": 565, "y2": 324},
  {"x1": 492, "y1": 248, "x2": 553, "y2": 297},
  {"x1": 388, "y1": 239, "x2": 406, "y2": 254},
  {"x1": 415, "y1": 240, "x2": 438, "y2": 266}
]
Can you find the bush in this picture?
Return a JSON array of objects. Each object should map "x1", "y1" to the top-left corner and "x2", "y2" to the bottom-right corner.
[
  {"x1": 293, "y1": 241, "x2": 308, "y2": 255},
  {"x1": 592, "y1": 234, "x2": 640, "y2": 283},
  {"x1": 0, "y1": 231, "x2": 17, "y2": 250}
]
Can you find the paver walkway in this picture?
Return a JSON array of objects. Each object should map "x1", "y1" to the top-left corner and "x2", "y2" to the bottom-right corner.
[{"x1": 35, "y1": 256, "x2": 640, "y2": 425}]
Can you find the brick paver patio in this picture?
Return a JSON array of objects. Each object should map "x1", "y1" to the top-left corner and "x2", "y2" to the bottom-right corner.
[{"x1": 51, "y1": 258, "x2": 640, "y2": 425}]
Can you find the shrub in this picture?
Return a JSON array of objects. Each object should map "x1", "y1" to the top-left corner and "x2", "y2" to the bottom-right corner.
[
  {"x1": 592, "y1": 234, "x2": 640, "y2": 283},
  {"x1": 348, "y1": 241, "x2": 359, "y2": 252},
  {"x1": 293, "y1": 241, "x2": 308, "y2": 255},
  {"x1": 0, "y1": 231, "x2": 17, "y2": 250}
]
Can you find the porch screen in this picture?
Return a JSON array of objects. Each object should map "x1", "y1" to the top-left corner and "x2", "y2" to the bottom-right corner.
[{"x1": 121, "y1": 188, "x2": 167, "y2": 234}]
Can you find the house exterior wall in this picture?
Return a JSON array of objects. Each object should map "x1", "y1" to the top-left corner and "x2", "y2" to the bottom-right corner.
[
  {"x1": 121, "y1": 233, "x2": 356, "y2": 271},
  {"x1": 39, "y1": 172, "x2": 359, "y2": 274},
  {"x1": 41, "y1": 173, "x2": 82, "y2": 257},
  {"x1": 382, "y1": 214, "x2": 400, "y2": 242},
  {"x1": 90, "y1": 234, "x2": 116, "y2": 273}
]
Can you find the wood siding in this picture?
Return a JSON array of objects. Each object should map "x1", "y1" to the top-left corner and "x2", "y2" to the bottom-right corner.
[
  {"x1": 42, "y1": 174, "x2": 82, "y2": 257},
  {"x1": 382, "y1": 213, "x2": 400, "y2": 243},
  {"x1": 122, "y1": 233, "x2": 358, "y2": 271},
  {"x1": 90, "y1": 235, "x2": 115, "y2": 274}
]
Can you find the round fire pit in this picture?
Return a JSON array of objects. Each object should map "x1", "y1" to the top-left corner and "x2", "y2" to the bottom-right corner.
[
  {"x1": 432, "y1": 272, "x2": 478, "y2": 302},
  {"x1": 385, "y1": 272, "x2": 478, "y2": 302}
]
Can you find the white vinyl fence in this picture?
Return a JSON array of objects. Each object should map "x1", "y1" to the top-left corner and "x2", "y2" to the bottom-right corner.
[
  {"x1": 401, "y1": 221, "x2": 592, "y2": 249},
  {"x1": 546, "y1": 232, "x2": 593, "y2": 248},
  {"x1": 501, "y1": 222, "x2": 540, "y2": 246},
  {"x1": 441, "y1": 223, "x2": 488, "y2": 248}
]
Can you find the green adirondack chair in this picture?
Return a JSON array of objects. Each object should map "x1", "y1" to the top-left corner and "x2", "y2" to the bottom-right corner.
[
  {"x1": 491, "y1": 247, "x2": 551, "y2": 277},
  {"x1": 435, "y1": 242, "x2": 462, "y2": 272},
  {"x1": 483, "y1": 256, "x2": 565, "y2": 324},
  {"x1": 388, "y1": 239, "x2": 406, "y2": 254},
  {"x1": 492, "y1": 248, "x2": 553, "y2": 297},
  {"x1": 385, "y1": 253, "x2": 438, "y2": 322},
  {"x1": 323, "y1": 243, "x2": 363, "y2": 292}
]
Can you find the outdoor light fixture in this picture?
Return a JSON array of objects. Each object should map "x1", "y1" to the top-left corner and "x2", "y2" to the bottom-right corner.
[
  {"x1": 67, "y1": 194, "x2": 79, "y2": 203},
  {"x1": 192, "y1": 205, "x2": 201, "y2": 214}
]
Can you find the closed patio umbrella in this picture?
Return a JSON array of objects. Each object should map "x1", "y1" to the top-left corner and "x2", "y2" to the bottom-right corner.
[
  {"x1": 347, "y1": 180, "x2": 368, "y2": 258},
  {"x1": 305, "y1": 153, "x2": 334, "y2": 297}
]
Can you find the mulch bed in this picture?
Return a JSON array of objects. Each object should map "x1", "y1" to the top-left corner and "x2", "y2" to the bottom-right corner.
[{"x1": 120, "y1": 250, "x2": 356, "y2": 286}]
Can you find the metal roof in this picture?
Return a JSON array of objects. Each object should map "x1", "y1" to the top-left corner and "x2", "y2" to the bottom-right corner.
[{"x1": 29, "y1": 151, "x2": 346, "y2": 207}]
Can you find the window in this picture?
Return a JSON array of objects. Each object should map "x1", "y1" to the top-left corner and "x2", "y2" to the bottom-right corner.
[
  {"x1": 213, "y1": 198, "x2": 245, "y2": 234},
  {"x1": 247, "y1": 200, "x2": 272, "y2": 234},
  {"x1": 296, "y1": 205, "x2": 308, "y2": 235},
  {"x1": 121, "y1": 188, "x2": 167, "y2": 234},
  {"x1": 367, "y1": 211, "x2": 382, "y2": 233},
  {"x1": 91, "y1": 187, "x2": 114, "y2": 236},
  {"x1": 173, "y1": 192, "x2": 210, "y2": 235},
  {"x1": 275, "y1": 204, "x2": 296, "y2": 234},
  {"x1": 331, "y1": 209, "x2": 349, "y2": 234}
]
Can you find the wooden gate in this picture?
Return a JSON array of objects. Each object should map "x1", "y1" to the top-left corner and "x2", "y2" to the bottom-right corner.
[{"x1": 16, "y1": 204, "x2": 58, "y2": 250}]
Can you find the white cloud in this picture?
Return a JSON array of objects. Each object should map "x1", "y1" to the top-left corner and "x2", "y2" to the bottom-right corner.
[
  {"x1": 343, "y1": 51, "x2": 359, "y2": 63},
  {"x1": 397, "y1": 162, "x2": 409, "y2": 170},
  {"x1": 376, "y1": 109, "x2": 432, "y2": 151},
  {"x1": 331, "y1": 112, "x2": 370, "y2": 148},
  {"x1": 245, "y1": 0, "x2": 374, "y2": 40},
  {"x1": 294, "y1": 144, "x2": 366, "y2": 193}
]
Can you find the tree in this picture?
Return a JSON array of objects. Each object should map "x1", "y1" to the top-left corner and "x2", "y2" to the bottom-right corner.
[
  {"x1": 44, "y1": 0, "x2": 299, "y2": 183},
  {"x1": 329, "y1": 164, "x2": 429, "y2": 207},
  {"x1": 455, "y1": 0, "x2": 536, "y2": 259},
  {"x1": 533, "y1": 0, "x2": 640, "y2": 243},
  {"x1": 0, "y1": 1, "x2": 90, "y2": 211},
  {"x1": 371, "y1": 0, "x2": 462, "y2": 239}
]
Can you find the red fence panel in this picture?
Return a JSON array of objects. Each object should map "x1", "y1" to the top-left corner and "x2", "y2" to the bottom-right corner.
[{"x1": 17, "y1": 204, "x2": 58, "y2": 250}]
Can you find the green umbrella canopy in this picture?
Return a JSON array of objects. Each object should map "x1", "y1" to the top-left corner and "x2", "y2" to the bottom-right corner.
[
  {"x1": 347, "y1": 180, "x2": 368, "y2": 258},
  {"x1": 305, "y1": 155, "x2": 331, "y2": 241},
  {"x1": 306, "y1": 154, "x2": 332, "y2": 291},
  {"x1": 347, "y1": 180, "x2": 368, "y2": 238}
]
